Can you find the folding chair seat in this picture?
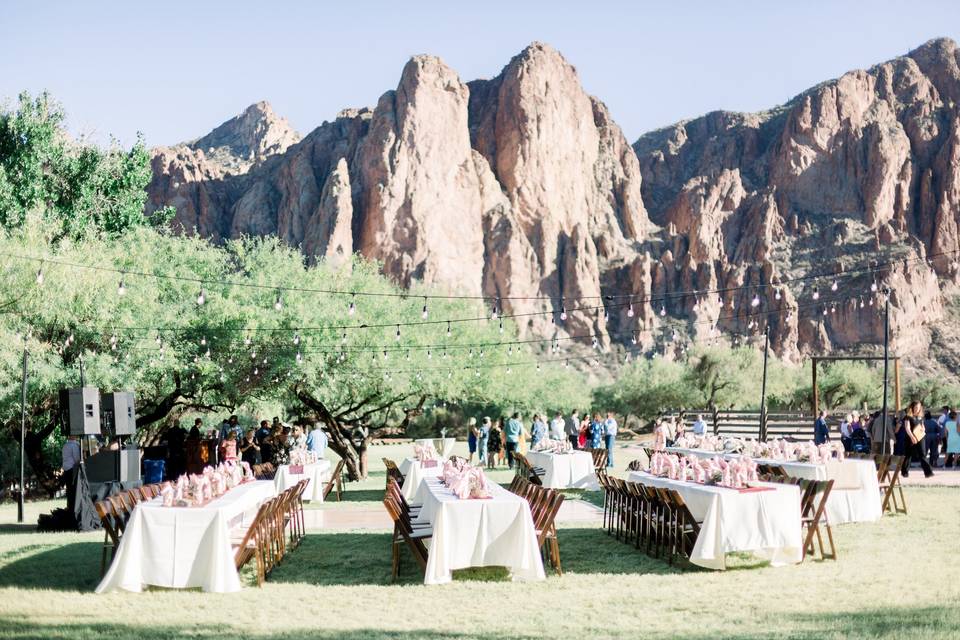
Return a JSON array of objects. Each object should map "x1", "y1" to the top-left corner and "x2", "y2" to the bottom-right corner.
[
  {"x1": 232, "y1": 498, "x2": 274, "y2": 586},
  {"x1": 668, "y1": 490, "x2": 701, "y2": 560},
  {"x1": 383, "y1": 492, "x2": 431, "y2": 580}
]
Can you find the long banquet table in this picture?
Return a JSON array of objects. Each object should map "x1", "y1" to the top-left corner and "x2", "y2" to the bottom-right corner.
[
  {"x1": 411, "y1": 477, "x2": 545, "y2": 585},
  {"x1": 414, "y1": 437, "x2": 456, "y2": 458},
  {"x1": 627, "y1": 470, "x2": 803, "y2": 570},
  {"x1": 274, "y1": 459, "x2": 332, "y2": 502},
  {"x1": 525, "y1": 450, "x2": 598, "y2": 489},
  {"x1": 665, "y1": 447, "x2": 881, "y2": 524},
  {"x1": 96, "y1": 480, "x2": 277, "y2": 594},
  {"x1": 399, "y1": 457, "x2": 443, "y2": 500}
]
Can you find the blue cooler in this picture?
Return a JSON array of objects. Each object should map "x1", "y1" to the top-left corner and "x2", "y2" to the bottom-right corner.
[{"x1": 143, "y1": 459, "x2": 165, "y2": 484}]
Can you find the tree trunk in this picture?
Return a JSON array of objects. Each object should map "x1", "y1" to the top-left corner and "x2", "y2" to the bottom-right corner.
[{"x1": 295, "y1": 389, "x2": 363, "y2": 481}]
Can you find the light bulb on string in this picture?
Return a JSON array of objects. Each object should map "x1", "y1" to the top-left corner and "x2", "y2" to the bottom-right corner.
[
  {"x1": 197, "y1": 288, "x2": 206, "y2": 306},
  {"x1": 831, "y1": 280, "x2": 838, "y2": 292},
  {"x1": 751, "y1": 294, "x2": 760, "y2": 307},
  {"x1": 341, "y1": 331, "x2": 347, "y2": 345},
  {"x1": 775, "y1": 288, "x2": 782, "y2": 301},
  {"x1": 560, "y1": 299, "x2": 567, "y2": 321},
  {"x1": 499, "y1": 319, "x2": 504, "y2": 334},
  {"x1": 446, "y1": 321, "x2": 452, "y2": 338},
  {"x1": 427, "y1": 350, "x2": 432, "y2": 359},
  {"x1": 871, "y1": 281, "x2": 878, "y2": 292},
  {"x1": 382, "y1": 350, "x2": 388, "y2": 360},
  {"x1": 274, "y1": 292, "x2": 283, "y2": 311},
  {"x1": 155, "y1": 335, "x2": 162, "y2": 346},
  {"x1": 395, "y1": 325, "x2": 401, "y2": 341},
  {"x1": 118, "y1": 278, "x2": 126, "y2": 296},
  {"x1": 421, "y1": 297, "x2": 428, "y2": 320},
  {"x1": 627, "y1": 303, "x2": 634, "y2": 317},
  {"x1": 812, "y1": 286, "x2": 820, "y2": 301},
  {"x1": 660, "y1": 305, "x2": 666, "y2": 317},
  {"x1": 244, "y1": 336, "x2": 251, "y2": 346},
  {"x1": 205, "y1": 348, "x2": 211, "y2": 358},
  {"x1": 293, "y1": 333, "x2": 300, "y2": 346},
  {"x1": 200, "y1": 336, "x2": 207, "y2": 346},
  {"x1": 228, "y1": 356, "x2": 233, "y2": 364},
  {"x1": 35, "y1": 267, "x2": 44, "y2": 285},
  {"x1": 348, "y1": 295, "x2": 356, "y2": 316}
]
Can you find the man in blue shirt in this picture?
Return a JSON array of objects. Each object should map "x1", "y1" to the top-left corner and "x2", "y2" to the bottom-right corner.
[
  {"x1": 814, "y1": 410, "x2": 830, "y2": 445},
  {"x1": 255, "y1": 419, "x2": 272, "y2": 444},
  {"x1": 504, "y1": 413, "x2": 523, "y2": 469},
  {"x1": 306, "y1": 423, "x2": 328, "y2": 458}
]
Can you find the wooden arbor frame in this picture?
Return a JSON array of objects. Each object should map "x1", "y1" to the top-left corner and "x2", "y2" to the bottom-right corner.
[{"x1": 811, "y1": 356, "x2": 901, "y2": 416}]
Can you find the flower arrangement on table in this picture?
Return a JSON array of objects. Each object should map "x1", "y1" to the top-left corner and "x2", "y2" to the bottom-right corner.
[
  {"x1": 439, "y1": 458, "x2": 491, "y2": 499},
  {"x1": 746, "y1": 438, "x2": 845, "y2": 463},
  {"x1": 532, "y1": 438, "x2": 572, "y2": 454},
  {"x1": 413, "y1": 443, "x2": 439, "y2": 462},
  {"x1": 289, "y1": 449, "x2": 318, "y2": 466},
  {"x1": 159, "y1": 461, "x2": 255, "y2": 507},
  {"x1": 649, "y1": 452, "x2": 760, "y2": 489}
]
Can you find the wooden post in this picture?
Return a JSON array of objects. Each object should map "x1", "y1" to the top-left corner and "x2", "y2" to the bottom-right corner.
[
  {"x1": 894, "y1": 359, "x2": 902, "y2": 412},
  {"x1": 812, "y1": 358, "x2": 819, "y2": 416}
]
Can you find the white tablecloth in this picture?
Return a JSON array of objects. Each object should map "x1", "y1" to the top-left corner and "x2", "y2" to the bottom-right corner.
[
  {"x1": 399, "y1": 458, "x2": 443, "y2": 501},
  {"x1": 411, "y1": 477, "x2": 545, "y2": 585},
  {"x1": 525, "y1": 450, "x2": 599, "y2": 489},
  {"x1": 665, "y1": 447, "x2": 881, "y2": 525},
  {"x1": 274, "y1": 460, "x2": 332, "y2": 502},
  {"x1": 96, "y1": 480, "x2": 277, "y2": 593},
  {"x1": 627, "y1": 471, "x2": 802, "y2": 570},
  {"x1": 414, "y1": 438, "x2": 456, "y2": 458}
]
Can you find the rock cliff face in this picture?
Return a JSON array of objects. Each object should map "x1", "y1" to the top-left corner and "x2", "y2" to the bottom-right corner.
[
  {"x1": 635, "y1": 37, "x2": 960, "y2": 361},
  {"x1": 146, "y1": 38, "x2": 960, "y2": 364}
]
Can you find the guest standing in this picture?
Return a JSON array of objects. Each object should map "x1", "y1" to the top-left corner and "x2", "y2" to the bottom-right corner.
[
  {"x1": 870, "y1": 411, "x2": 895, "y2": 455},
  {"x1": 240, "y1": 429, "x2": 261, "y2": 465},
  {"x1": 578, "y1": 413, "x2": 590, "y2": 449},
  {"x1": 550, "y1": 412, "x2": 565, "y2": 441},
  {"x1": 467, "y1": 417, "x2": 479, "y2": 464},
  {"x1": 477, "y1": 417, "x2": 491, "y2": 465},
  {"x1": 185, "y1": 426, "x2": 205, "y2": 475},
  {"x1": 588, "y1": 413, "x2": 603, "y2": 449},
  {"x1": 61, "y1": 435, "x2": 81, "y2": 516},
  {"x1": 603, "y1": 411, "x2": 618, "y2": 468},
  {"x1": 943, "y1": 411, "x2": 960, "y2": 467},
  {"x1": 840, "y1": 413, "x2": 853, "y2": 452},
  {"x1": 923, "y1": 410, "x2": 942, "y2": 469},
  {"x1": 306, "y1": 424, "x2": 328, "y2": 458},
  {"x1": 487, "y1": 420, "x2": 502, "y2": 469},
  {"x1": 504, "y1": 413, "x2": 523, "y2": 469},
  {"x1": 899, "y1": 401, "x2": 933, "y2": 478},
  {"x1": 814, "y1": 410, "x2": 830, "y2": 445},
  {"x1": 565, "y1": 410, "x2": 580, "y2": 449},
  {"x1": 530, "y1": 414, "x2": 547, "y2": 448},
  {"x1": 692, "y1": 414, "x2": 708, "y2": 436}
]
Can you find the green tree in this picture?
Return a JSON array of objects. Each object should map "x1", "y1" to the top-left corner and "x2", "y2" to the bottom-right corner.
[{"x1": 0, "y1": 91, "x2": 172, "y2": 238}]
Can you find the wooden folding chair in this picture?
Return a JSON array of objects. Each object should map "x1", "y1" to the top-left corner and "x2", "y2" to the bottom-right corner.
[
  {"x1": 383, "y1": 492, "x2": 431, "y2": 580},
  {"x1": 322, "y1": 459, "x2": 345, "y2": 501},
  {"x1": 94, "y1": 500, "x2": 122, "y2": 577},
  {"x1": 668, "y1": 490, "x2": 701, "y2": 561},
  {"x1": 534, "y1": 490, "x2": 565, "y2": 575},
  {"x1": 232, "y1": 498, "x2": 274, "y2": 587},
  {"x1": 877, "y1": 455, "x2": 907, "y2": 515},
  {"x1": 801, "y1": 479, "x2": 837, "y2": 560}
]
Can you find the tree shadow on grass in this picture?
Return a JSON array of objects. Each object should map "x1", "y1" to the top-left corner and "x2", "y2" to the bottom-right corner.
[
  {"x1": 0, "y1": 541, "x2": 102, "y2": 591},
  {"x1": 0, "y1": 606, "x2": 956, "y2": 640}
]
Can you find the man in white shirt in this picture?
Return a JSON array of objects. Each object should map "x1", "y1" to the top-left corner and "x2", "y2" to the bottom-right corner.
[
  {"x1": 62, "y1": 435, "x2": 81, "y2": 515},
  {"x1": 603, "y1": 412, "x2": 618, "y2": 468},
  {"x1": 692, "y1": 415, "x2": 707, "y2": 436},
  {"x1": 549, "y1": 412, "x2": 565, "y2": 441}
]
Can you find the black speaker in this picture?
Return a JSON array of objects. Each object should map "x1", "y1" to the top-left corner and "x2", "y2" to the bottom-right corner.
[
  {"x1": 60, "y1": 387, "x2": 101, "y2": 435},
  {"x1": 102, "y1": 391, "x2": 136, "y2": 436}
]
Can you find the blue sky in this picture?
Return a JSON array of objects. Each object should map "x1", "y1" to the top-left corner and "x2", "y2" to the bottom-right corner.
[{"x1": 1, "y1": 1, "x2": 958, "y2": 147}]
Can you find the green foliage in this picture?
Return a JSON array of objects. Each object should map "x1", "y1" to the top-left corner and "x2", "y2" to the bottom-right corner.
[
  {"x1": 0, "y1": 91, "x2": 173, "y2": 238},
  {"x1": 903, "y1": 376, "x2": 960, "y2": 411}
]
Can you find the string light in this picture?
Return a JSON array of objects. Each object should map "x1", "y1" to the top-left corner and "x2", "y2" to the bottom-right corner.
[
  {"x1": 293, "y1": 333, "x2": 300, "y2": 345},
  {"x1": 446, "y1": 321, "x2": 452, "y2": 338},
  {"x1": 118, "y1": 278, "x2": 126, "y2": 296},
  {"x1": 775, "y1": 288, "x2": 782, "y2": 301},
  {"x1": 35, "y1": 267, "x2": 44, "y2": 285},
  {"x1": 812, "y1": 286, "x2": 820, "y2": 301},
  {"x1": 830, "y1": 280, "x2": 838, "y2": 292},
  {"x1": 660, "y1": 305, "x2": 666, "y2": 316},
  {"x1": 395, "y1": 325, "x2": 401, "y2": 341},
  {"x1": 560, "y1": 299, "x2": 567, "y2": 321},
  {"x1": 627, "y1": 303, "x2": 634, "y2": 318},
  {"x1": 196, "y1": 288, "x2": 206, "y2": 306},
  {"x1": 422, "y1": 297, "x2": 429, "y2": 320},
  {"x1": 751, "y1": 294, "x2": 760, "y2": 307},
  {"x1": 274, "y1": 291, "x2": 283, "y2": 311},
  {"x1": 348, "y1": 295, "x2": 356, "y2": 316}
]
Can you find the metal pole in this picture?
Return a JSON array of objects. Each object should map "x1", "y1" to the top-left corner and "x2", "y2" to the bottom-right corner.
[
  {"x1": 880, "y1": 289, "x2": 890, "y2": 456},
  {"x1": 18, "y1": 349, "x2": 27, "y2": 524},
  {"x1": 760, "y1": 326, "x2": 770, "y2": 441}
]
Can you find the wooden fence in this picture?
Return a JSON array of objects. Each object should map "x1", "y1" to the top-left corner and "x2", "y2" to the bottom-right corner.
[{"x1": 661, "y1": 409, "x2": 848, "y2": 441}]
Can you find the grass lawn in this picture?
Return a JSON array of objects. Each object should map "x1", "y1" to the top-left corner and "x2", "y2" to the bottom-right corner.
[{"x1": 0, "y1": 443, "x2": 957, "y2": 639}]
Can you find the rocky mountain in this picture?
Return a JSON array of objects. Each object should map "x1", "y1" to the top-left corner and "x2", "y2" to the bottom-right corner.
[{"x1": 145, "y1": 38, "x2": 960, "y2": 367}]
